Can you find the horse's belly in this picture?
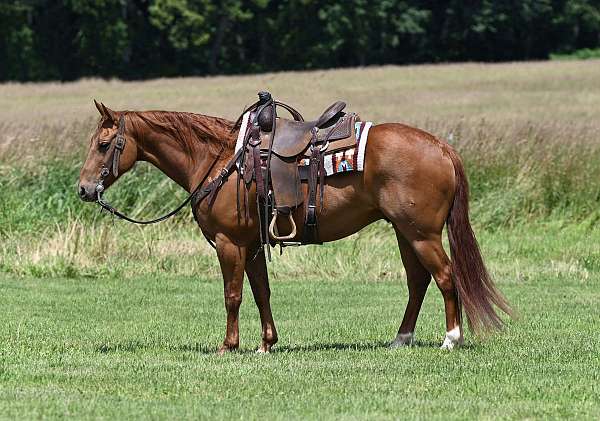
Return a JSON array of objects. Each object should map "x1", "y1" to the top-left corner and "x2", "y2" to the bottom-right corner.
[
  {"x1": 282, "y1": 173, "x2": 382, "y2": 243},
  {"x1": 317, "y1": 205, "x2": 382, "y2": 242}
]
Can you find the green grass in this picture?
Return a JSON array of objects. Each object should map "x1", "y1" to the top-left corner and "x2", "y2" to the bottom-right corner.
[
  {"x1": 2, "y1": 61, "x2": 600, "y2": 419},
  {"x1": 1, "y1": 222, "x2": 600, "y2": 419},
  {"x1": 2, "y1": 61, "x2": 600, "y2": 278}
]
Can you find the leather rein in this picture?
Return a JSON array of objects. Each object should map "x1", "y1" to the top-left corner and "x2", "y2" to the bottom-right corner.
[{"x1": 94, "y1": 114, "x2": 241, "y2": 225}]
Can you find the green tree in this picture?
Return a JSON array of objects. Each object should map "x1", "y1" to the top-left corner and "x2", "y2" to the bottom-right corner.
[
  {"x1": 0, "y1": 0, "x2": 599, "y2": 81},
  {"x1": 0, "y1": 1, "x2": 41, "y2": 80}
]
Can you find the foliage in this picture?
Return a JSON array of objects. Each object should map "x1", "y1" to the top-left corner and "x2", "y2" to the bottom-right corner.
[
  {"x1": 550, "y1": 47, "x2": 600, "y2": 59},
  {"x1": 1, "y1": 0, "x2": 599, "y2": 81}
]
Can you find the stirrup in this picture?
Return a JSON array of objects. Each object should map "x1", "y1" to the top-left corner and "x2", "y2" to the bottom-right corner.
[{"x1": 269, "y1": 210, "x2": 297, "y2": 241}]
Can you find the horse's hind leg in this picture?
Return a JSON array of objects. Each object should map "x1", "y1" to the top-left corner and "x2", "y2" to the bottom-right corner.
[
  {"x1": 390, "y1": 231, "x2": 431, "y2": 348},
  {"x1": 411, "y1": 236, "x2": 463, "y2": 349},
  {"x1": 245, "y1": 247, "x2": 278, "y2": 353}
]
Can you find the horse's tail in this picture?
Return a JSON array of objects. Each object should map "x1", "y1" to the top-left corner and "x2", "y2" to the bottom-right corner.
[{"x1": 446, "y1": 146, "x2": 512, "y2": 334}]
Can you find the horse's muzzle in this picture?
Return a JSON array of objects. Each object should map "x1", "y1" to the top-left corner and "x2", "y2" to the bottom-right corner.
[{"x1": 78, "y1": 183, "x2": 97, "y2": 202}]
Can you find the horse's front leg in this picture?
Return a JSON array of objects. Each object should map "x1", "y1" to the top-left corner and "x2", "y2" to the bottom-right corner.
[
  {"x1": 215, "y1": 233, "x2": 247, "y2": 354},
  {"x1": 245, "y1": 247, "x2": 278, "y2": 353}
]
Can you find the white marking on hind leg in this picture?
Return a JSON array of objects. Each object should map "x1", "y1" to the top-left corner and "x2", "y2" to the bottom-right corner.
[
  {"x1": 390, "y1": 332, "x2": 414, "y2": 348},
  {"x1": 440, "y1": 326, "x2": 463, "y2": 350}
]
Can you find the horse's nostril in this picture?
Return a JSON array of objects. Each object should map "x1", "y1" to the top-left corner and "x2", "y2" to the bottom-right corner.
[{"x1": 79, "y1": 186, "x2": 87, "y2": 198}]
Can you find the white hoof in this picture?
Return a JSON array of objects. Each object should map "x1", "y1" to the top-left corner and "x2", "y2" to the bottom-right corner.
[
  {"x1": 390, "y1": 332, "x2": 414, "y2": 348},
  {"x1": 255, "y1": 348, "x2": 270, "y2": 354},
  {"x1": 440, "y1": 326, "x2": 463, "y2": 350}
]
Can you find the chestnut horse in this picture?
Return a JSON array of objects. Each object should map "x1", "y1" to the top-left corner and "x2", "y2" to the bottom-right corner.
[{"x1": 78, "y1": 101, "x2": 510, "y2": 353}]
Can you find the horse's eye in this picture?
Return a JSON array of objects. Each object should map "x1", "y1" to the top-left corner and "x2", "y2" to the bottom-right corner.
[{"x1": 98, "y1": 141, "x2": 110, "y2": 151}]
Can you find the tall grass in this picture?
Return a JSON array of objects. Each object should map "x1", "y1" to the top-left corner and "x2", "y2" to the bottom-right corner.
[
  {"x1": 1, "y1": 60, "x2": 599, "y2": 278},
  {"x1": 2, "y1": 117, "x2": 598, "y2": 278}
]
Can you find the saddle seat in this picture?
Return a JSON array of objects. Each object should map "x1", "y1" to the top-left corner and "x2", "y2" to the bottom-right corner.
[{"x1": 259, "y1": 101, "x2": 356, "y2": 158}]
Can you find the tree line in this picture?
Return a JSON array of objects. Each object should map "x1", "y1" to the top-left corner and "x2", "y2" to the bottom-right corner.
[{"x1": 1, "y1": 0, "x2": 599, "y2": 82}]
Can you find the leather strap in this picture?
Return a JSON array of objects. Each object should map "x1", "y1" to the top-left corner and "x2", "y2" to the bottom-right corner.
[
  {"x1": 319, "y1": 152, "x2": 325, "y2": 212},
  {"x1": 250, "y1": 126, "x2": 265, "y2": 202},
  {"x1": 262, "y1": 104, "x2": 276, "y2": 260},
  {"x1": 112, "y1": 115, "x2": 126, "y2": 177},
  {"x1": 303, "y1": 128, "x2": 320, "y2": 244},
  {"x1": 97, "y1": 147, "x2": 242, "y2": 225}
]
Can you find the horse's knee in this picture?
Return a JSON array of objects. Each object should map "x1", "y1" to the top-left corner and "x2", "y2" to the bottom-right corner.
[{"x1": 224, "y1": 294, "x2": 242, "y2": 311}]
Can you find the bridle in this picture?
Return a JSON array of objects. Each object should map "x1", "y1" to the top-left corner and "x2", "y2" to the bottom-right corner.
[
  {"x1": 93, "y1": 114, "x2": 241, "y2": 225},
  {"x1": 95, "y1": 115, "x2": 127, "y2": 197}
]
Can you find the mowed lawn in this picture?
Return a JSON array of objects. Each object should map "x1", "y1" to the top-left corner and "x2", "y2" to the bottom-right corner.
[{"x1": 1, "y1": 224, "x2": 599, "y2": 419}]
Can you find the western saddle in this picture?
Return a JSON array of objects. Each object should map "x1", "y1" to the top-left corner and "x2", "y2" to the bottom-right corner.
[{"x1": 239, "y1": 91, "x2": 359, "y2": 255}]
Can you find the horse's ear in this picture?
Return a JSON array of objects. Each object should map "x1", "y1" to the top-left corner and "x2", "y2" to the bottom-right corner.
[
  {"x1": 101, "y1": 103, "x2": 117, "y2": 123},
  {"x1": 94, "y1": 99, "x2": 104, "y2": 116}
]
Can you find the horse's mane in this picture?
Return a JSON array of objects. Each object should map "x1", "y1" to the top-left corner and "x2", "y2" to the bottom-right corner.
[{"x1": 128, "y1": 110, "x2": 237, "y2": 156}]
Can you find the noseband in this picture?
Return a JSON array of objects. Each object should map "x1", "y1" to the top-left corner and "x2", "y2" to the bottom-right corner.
[{"x1": 93, "y1": 114, "x2": 242, "y2": 226}]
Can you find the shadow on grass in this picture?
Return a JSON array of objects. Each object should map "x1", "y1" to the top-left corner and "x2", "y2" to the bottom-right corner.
[
  {"x1": 96, "y1": 341, "x2": 216, "y2": 354},
  {"x1": 277, "y1": 341, "x2": 391, "y2": 352},
  {"x1": 275, "y1": 339, "x2": 470, "y2": 352},
  {"x1": 95, "y1": 339, "x2": 466, "y2": 354}
]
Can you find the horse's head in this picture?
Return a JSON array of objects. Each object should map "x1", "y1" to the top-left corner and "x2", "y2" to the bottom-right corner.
[{"x1": 78, "y1": 100, "x2": 138, "y2": 201}]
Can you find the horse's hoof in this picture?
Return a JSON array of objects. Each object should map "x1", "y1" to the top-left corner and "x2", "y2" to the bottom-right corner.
[
  {"x1": 256, "y1": 342, "x2": 274, "y2": 354},
  {"x1": 390, "y1": 332, "x2": 414, "y2": 349},
  {"x1": 217, "y1": 345, "x2": 237, "y2": 355},
  {"x1": 440, "y1": 327, "x2": 463, "y2": 350},
  {"x1": 439, "y1": 340, "x2": 455, "y2": 350}
]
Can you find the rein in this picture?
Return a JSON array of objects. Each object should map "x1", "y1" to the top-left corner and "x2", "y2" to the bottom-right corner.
[{"x1": 95, "y1": 114, "x2": 241, "y2": 225}]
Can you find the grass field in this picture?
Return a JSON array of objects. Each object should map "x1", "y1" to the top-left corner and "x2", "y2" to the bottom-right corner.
[
  {"x1": 2, "y1": 225, "x2": 600, "y2": 419},
  {"x1": 1, "y1": 60, "x2": 600, "y2": 419}
]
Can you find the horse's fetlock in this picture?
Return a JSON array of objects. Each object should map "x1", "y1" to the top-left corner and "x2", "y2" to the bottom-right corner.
[{"x1": 264, "y1": 327, "x2": 278, "y2": 345}]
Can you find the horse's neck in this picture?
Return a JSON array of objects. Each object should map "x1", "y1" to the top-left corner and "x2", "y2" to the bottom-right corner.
[
  {"x1": 136, "y1": 131, "x2": 196, "y2": 191},
  {"x1": 135, "y1": 114, "x2": 233, "y2": 192}
]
